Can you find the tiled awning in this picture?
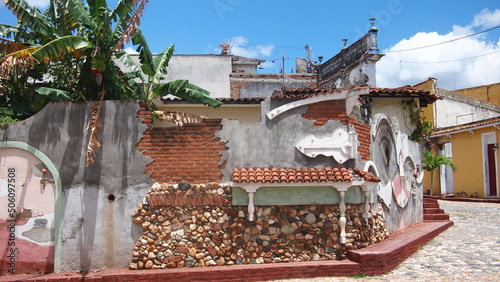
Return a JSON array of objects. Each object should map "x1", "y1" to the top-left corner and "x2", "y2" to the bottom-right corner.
[
  {"x1": 231, "y1": 166, "x2": 380, "y2": 244},
  {"x1": 231, "y1": 167, "x2": 380, "y2": 184}
]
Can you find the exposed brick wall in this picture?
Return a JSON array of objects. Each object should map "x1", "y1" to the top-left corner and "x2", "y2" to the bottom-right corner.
[
  {"x1": 136, "y1": 102, "x2": 227, "y2": 183},
  {"x1": 302, "y1": 100, "x2": 371, "y2": 160},
  {"x1": 230, "y1": 73, "x2": 318, "y2": 98}
]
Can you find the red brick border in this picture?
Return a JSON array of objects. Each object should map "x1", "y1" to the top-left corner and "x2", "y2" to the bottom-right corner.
[{"x1": 1, "y1": 221, "x2": 452, "y2": 281}]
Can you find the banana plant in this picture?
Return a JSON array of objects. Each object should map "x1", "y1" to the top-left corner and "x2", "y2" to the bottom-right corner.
[{"x1": 115, "y1": 30, "x2": 222, "y2": 108}]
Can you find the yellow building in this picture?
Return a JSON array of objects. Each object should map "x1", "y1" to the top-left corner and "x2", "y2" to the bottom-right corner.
[
  {"x1": 454, "y1": 82, "x2": 500, "y2": 105},
  {"x1": 415, "y1": 78, "x2": 500, "y2": 198},
  {"x1": 431, "y1": 118, "x2": 499, "y2": 197}
]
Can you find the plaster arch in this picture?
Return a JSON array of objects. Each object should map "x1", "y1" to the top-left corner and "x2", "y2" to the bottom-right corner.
[{"x1": 0, "y1": 141, "x2": 62, "y2": 273}]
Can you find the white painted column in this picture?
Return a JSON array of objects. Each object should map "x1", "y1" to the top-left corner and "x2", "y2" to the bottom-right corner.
[
  {"x1": 239, "y1": 184, "x2": 261, "y2": 221},
  {"x1": 361, "y1": 184, "x2": 374, "y2": 224},
  {"x1": 332, "y1": 182, "x2": 351, "y2": 244},
  {"x1": 338, "y1": 191, "x2": 347, "y2": 244},
  {"x1": 247, "y1": 192, "x2": 256, "y2": 221}
]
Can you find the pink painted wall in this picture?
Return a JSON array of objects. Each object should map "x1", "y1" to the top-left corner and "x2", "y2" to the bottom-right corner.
[{"x1": 0, "y1": 148, "x2": 55, "y2": 275}]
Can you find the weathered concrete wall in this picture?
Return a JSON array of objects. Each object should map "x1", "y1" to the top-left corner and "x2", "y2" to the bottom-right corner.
[
  {"x1": 230, "y1": 73, "x2": 317, "y2": 98},
  {"x1": 165, "y1": 55, "x2": 232, "y2": 98},
  {"x1": 115, "y1": 55, "x2": 232, "y2": 98},
  {"x1": 0, "y1": 101, "x2": 153, "y2": 273},
  {"x1": 433, "y1": 91, "x2": 500, "y2": 128}
]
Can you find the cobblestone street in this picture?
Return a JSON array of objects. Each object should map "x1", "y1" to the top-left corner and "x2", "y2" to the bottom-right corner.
[{"x1": 278, "y1": 200, "x2": 500, "y2": 281}]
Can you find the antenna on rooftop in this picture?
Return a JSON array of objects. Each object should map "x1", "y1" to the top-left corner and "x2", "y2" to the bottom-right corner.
[{"x1": 305, "y1": 45, "x2": 314, "y2": 73}]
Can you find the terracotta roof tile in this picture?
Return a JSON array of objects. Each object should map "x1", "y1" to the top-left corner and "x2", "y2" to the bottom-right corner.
[
  {"x1": 431, "y1": 117, "x2": 500, "y2": 137},
  {"x1": 162, "y1": 97, "x2": 264, "y2": 104},
  {"x1": 232, "y1": 167, "x2": 381, "y2": 184}
]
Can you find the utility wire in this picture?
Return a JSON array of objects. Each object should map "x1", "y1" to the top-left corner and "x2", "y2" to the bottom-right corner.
[
  {"x1": 385, "y1": 49, "x2": 500, "y2": 64},
  {"x1": 385, "y1": 25, "x2": 500, "y2": 53}
]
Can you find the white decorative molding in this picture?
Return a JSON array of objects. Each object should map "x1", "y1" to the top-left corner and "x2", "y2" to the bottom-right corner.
[
  {"x1": 266, "y1": 88, "x2": 369, "y2": 120},
  {"x1": 296, "y1": 129, "x2": 359, "y2": 163}
]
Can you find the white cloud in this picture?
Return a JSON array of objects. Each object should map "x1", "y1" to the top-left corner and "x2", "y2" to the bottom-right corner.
[
  {"x1": 25, "y1": 0, "x2": 50, "y2": 9},
  {"x1": 377, "y1": 9, "x2": 500, "y2": 90},
  {"x1": 222, "y1": 36, "x2": 275, "y2": 58},
  {"x1": 471, "y1": 8, "x2": 500, "y2": 29}
]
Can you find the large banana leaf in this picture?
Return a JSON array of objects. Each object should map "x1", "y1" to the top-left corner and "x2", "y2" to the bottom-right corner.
[
  {"x1": 87, "y1": 0, "x2": 108, "y2": 29},
  {"x1": 115, "y1": 50, "x2": 143, "y2": 83},
  {"x1": 35, "y1": 87, "x2": 72, "y2": 101},
  {"x1": 31, "y1": 35, "x2": 93, "y2": 62},
  {"x1": 0, "y1": 38, "x2": 29, "y2": 56},
  {"x1": 65, "y1": 0, "x2": 97, "y2": 32},
  {"x1": 131, "y1": 30, "x2": 155, "y2": 77},
  {"x1": 3, "y1": 0, "x2": 56, "y2": 43},
  {"x1": 0, "y1": 24, "x2": 20, "y2": 39},
  {"x1": 153, "y1": 80, "x2": 222, "y2": 108},
  {"x1": 151, "y1": 44, "x2": 174, "y2": 84}
]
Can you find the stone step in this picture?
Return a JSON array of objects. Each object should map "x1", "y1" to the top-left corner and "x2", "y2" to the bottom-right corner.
[
  {"x1": 423, "y1": 203, "x2": 440, "y2": 209},
  {"x1": 423, "y1": 197, "x2": 438, "y2": 204},
  {"x1": 424, "y1": 213, "x2": 450, "y2": 221},
  {"x1": 424, "y1": 208, "x2": 445, "y2": 214}
]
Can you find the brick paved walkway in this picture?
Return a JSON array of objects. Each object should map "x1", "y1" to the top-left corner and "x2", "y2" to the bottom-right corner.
[{"x1": 278, "y1": 200, "x2": 500, "y2": 281}]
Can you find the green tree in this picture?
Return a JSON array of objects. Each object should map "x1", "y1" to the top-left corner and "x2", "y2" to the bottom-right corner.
[
  {"x1": 1, "y1": 0, "x2": 147, "y2": 103},
  {"x1": 422, "y1": 149, "x2": 457, "y2": 195},
  {"x1": 1, "y1": 0, "x2": 222, "y2": 164}
]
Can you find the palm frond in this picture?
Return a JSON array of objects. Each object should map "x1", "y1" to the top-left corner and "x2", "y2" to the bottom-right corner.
[
  {"x1": 0, "y1": 46, "x2": 39, "y2": 78},
  {"x1": 0, "y1": 24, "x2": 21, "y2": 39}
]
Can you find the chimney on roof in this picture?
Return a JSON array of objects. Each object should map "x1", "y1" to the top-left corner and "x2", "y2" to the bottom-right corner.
[
  {"x1": 342, "y1": 39, "x2": 348, "y2": 50},
  {"x1": 295, "y1": 58, "x2": 307, "y2": 73},
  {"x1": 220, "y1": 42, "x2": 230, "y2": 55}
]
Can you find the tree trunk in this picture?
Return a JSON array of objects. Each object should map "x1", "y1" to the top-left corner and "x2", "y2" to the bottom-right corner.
[{"x1": 429, "y1": 170, "x2": 434, "y2": 196}]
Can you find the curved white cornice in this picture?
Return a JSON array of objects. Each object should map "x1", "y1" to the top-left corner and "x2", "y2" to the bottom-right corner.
[{"x1": 266, "y1": 88, "x2": 370, "y2": 120}]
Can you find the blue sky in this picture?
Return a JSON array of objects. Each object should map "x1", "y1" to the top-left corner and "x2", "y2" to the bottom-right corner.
[{"x1": 1, "y1": 0, "x2": 500, "y2": 90}]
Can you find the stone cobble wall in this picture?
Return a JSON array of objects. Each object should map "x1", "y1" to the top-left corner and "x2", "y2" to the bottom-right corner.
[{"x1": 129, "y1": 183, "x2": 389, "y2": 270}]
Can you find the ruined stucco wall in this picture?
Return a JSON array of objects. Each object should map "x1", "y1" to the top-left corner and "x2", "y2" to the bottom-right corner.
[
  {"x1": 136, "y1": 103, "x2": 227, "y2": 184},
  {"x1": 216, "y1": 98, "x2": 423, "y2": 234},
  {"x1": 0, "y1": 101, "x2": 153, "y2": 273},
  {"x1": 217, "y1": 99, "x2": 365, "y2": 181}
]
